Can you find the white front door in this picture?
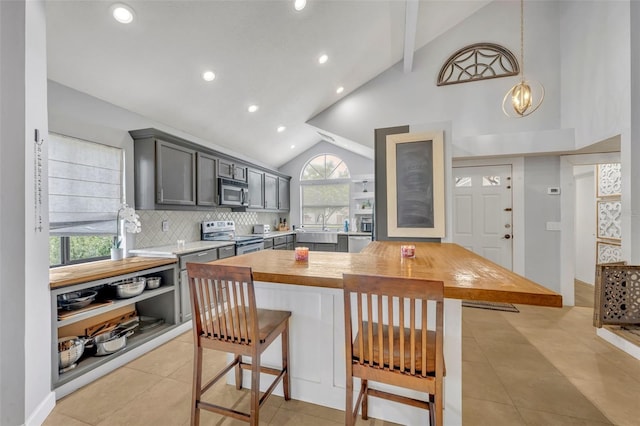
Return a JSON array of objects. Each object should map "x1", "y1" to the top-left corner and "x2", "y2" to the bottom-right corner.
[{"x1": 453, "y1": 165, "x2": 513, "y2": 270}]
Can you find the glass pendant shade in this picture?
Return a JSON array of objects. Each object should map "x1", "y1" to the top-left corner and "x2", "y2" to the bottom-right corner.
[
  {"x1": 511, "y1": 82, "x2": 531, "y2": 115},
  {"x1": 502, "y1": 79, "x2": 544, "y2": 117}
]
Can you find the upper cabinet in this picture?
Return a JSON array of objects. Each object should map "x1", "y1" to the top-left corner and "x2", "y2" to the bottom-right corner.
[
  {"x1": 130, "y1": 128, "x2": 290, "y2": 211},
  {"x1": 156, "y1": 141, "x2": 196, "y2": 205},
  {"x1": 278, "y1": 177, "x2": 290, "y2": 211},
  {"x1": 218, "y1": 159, "x2": 248, "y2": 182},
  {"x1": 196, "y1": 152, "x2": 217, "y2": 206},
  {"x1": 247, "y1": 168, "x2": 264, "y2": 209},
  {"x1": 133, "y1": 138, "x2": 197, "y2": 209},
  {"x1": 264, "y1": 173, "x2": 278, "y2": 210}
]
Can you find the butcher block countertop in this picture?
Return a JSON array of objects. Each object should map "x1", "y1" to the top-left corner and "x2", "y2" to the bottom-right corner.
[
  {"x1": 212, "y1": 241, "x2": 562, "y2": 307},
  {"x1": 50, "y1": 257, "x2": 177, "y2": 290}
]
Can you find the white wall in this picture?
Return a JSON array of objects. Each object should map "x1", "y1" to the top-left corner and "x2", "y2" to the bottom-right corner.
[
  {"x1": 523, "y1": 156, "x2": 562, "y2": 292},
  {"x1": 278, "y1": 140, "x2": 374, "y2": 228},
  {"x1": 1, "y1": 0, "x2": 54, "y2": 424},
  {"x1": 560, "y1": 1, "x2": 631, "y2": 148},
  {"x1": 574, "y1": 165, "x2": 596, "y2": 284},
  {"x1": 309, "y1": 1, "x2": 562, "y2": 151}
]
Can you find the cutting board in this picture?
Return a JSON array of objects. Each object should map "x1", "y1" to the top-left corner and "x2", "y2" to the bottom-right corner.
[{"x1": 57, "y1": 300, "x2": 114, "y2": 321}]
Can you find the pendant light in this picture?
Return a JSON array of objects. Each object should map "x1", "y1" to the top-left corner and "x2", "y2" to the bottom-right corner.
[{"x1": 502, "y1": 0, "x2": 544, "y2": 117}]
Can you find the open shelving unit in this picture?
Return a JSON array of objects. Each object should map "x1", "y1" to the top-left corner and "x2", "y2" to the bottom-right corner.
[
  {"x1": 51, "y1": 263, "x2": 180, "y2": 390},
  {"x1": 351, "y1": 174, "x2": 374, "y2": 229}
]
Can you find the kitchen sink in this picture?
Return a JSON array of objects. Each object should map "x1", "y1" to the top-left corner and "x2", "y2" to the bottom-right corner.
[{"x1": 295, "y1": 230, "x2": 338, "y2": 244}]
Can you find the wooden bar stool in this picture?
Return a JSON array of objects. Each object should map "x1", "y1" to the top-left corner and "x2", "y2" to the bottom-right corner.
[
  {"x1": 343, "y1": 273, "x2": 445, "y2": 426},
  {"x1": 186, "y1": 263, "x2": 291, "y2": 426}
]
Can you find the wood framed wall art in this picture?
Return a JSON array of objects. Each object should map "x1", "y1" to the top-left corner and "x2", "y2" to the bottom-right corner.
[{"x1": 385, "y1": 131, "x2": 445, "y2": 238}]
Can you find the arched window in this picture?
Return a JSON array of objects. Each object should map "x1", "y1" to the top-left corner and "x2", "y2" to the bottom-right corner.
[{"x1": 300, "y1": 154, "x2": 350, "y2": 229}]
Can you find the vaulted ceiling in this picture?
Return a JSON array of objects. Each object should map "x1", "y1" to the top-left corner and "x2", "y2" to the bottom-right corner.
[{"x1": 46, "y1": 0, "x2": 490, "y2": 168}]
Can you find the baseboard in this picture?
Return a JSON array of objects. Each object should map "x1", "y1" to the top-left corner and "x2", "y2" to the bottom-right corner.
[
  {"x1": 597, "y1": 327, "x2": 640, "y2": 360},
  {"x1": 26, "y1": 391, "x2": 56, "y2": 426}
]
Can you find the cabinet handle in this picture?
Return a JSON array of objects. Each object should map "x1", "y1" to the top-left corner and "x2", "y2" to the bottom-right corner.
[
  {"x1": 159, "y1": 188, "x2": 164, "y2": 202},
  {"x1": 196, "y1": 251, "x2": 210, "y2": 257}
]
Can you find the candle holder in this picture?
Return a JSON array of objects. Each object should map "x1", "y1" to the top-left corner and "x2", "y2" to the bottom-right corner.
[
  {"x1": 295, "y1": 246, "x2": 309, "y2": 261},
  {"x1": 401, "y1": 245, "x2": 415, "y2": 259}
]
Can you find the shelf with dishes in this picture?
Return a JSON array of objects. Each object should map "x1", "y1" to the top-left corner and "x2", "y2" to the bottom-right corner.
[{"x1": 52, "y1": 262, "x2": 179, "y2": 390}]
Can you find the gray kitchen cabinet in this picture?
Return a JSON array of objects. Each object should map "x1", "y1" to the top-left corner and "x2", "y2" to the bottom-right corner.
[
  {"x1": 264, "y1": 173, "x2": 278, "y2": 210},
  {"x1": 196, "y1": 152, "x2": 217, "y2": 206},
  {"x1": 286, "y1": 234, "x2": 295, "y2": 250},
  {"x1": 273, "y1": 235, "x2": 287, "y2": 250},
  {"x1": 218, "y1": 245, "x2": 236, "y2": 259},
  {"x1": 278, "y1": 177, "x2": 290, "y2": 211},
  {"x1": 156, "y1": 140, "x2": 196, "y2": 205},
  {"x1": 218, "y1": 158, "x2": 248, "y2": 182},
  {"x1": 247, "y1": 168, "x2": 264, "y2": 209},
  {"x1": 131, "y1": 128, "x2": 290, "y2": 211},
  {"x1": 337, "y1": 234, "x2": 349, "y2": 252},
  {"x1": 263, "y1": 238, "x2": 274, "y2": 249},
  {"x1": 132, "y1": 134, "x2": 196, "y2": 209},
  {"x1": 294, "y1": 241, "x2": 336, "y2": 252}
]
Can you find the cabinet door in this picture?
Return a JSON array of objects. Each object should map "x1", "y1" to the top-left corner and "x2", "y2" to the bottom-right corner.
[
  {"x1": 218, "y1": 159, "x2": 234, "y2": 179},
  {"x1": 156, "y1": 140, "x2": 196, "y2": 205},
  {"x1": 233, "y1": 165, "x2": 248, "y2": 182},
  {"x1": 337, "y1": 235, "x2": 349, "y2": 252},
  {"x1": 278, "y1": 177, "x2": 290, "y2": 211},
  {"x1": 264, "y1": 174, "x2": 278, "y2": 210},
  {"x1": 247, "y1": 169, "x2": 264, "y2": 209},
  {"x1": 196, "y1": 153, "x2": 217, "y2": 206}
]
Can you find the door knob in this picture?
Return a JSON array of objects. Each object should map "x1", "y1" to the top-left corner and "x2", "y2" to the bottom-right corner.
[{"x1": 504, "y1": 234, "x2": 511, "y2": 239}]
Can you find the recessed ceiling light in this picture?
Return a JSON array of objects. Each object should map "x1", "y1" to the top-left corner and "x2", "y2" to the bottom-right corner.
[
  {"x1": 294, "y1": 0, "x2": 306, "y2": 12},
  {"x1": 318, "y1": 54, "x2": 328, "y2": 65},
  {"x1": 277, "y1": 126, "x2": 286, "y2": 133},
  {"x1": 290, "y1": 144, "x2": 296, "y2": 149},
  {"x1": 248, "y1": 105, "x2": 259, "y2": 113},
  {"x1": 336, "y1": 86, "x2": 344, "y2": 94},
  {"x1": 111, "y1": 3, "x2": 134, "y2": 24},
  {"x1": 202, "y1": 71, "x2": 215, "y2": 82}
]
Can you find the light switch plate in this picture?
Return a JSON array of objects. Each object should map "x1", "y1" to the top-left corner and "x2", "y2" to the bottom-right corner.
[{"x1": 162, "y1": 220, "x2": 169, "y2": 232}]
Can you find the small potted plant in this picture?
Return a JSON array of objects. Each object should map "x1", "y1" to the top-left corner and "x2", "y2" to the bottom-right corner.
[{"x1": 111, "y1": 203, "x2": 141, "y2": 260}]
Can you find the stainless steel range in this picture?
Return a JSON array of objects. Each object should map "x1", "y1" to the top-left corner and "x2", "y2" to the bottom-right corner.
[{"x1": 201, "y1": 220, "x2": 264, "y2": 255}]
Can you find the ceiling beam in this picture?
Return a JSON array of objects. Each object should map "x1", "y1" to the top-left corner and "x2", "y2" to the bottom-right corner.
[{"x1": 403, "y1": 0, "x2": 420, "y2": 73}]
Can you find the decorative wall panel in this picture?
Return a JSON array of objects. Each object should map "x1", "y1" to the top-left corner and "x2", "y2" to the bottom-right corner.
[
  {"x1": 597, "y1": 200, "x2": 622, "y2": 240},
  {"x1": 597, "y1": 163, "x2": 621, "y2": 197},
  {"x1": 594, "y1": 265, "x2": 640, "y2": 327},
  {"x1": 437, "y1": 43, "x2": 519, "y2": 86},
  {"x1": 597, "y1": 241, "x2": 622, "y2": 264}
]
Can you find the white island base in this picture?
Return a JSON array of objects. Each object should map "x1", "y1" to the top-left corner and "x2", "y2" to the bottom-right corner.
[{"x1": 227, "y1": 281, "x2": 462, "y2": 426}]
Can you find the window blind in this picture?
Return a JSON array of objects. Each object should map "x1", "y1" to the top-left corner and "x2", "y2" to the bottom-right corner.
[{"x1": 48, "y1": 133, "x2": 123, "y2": 236}]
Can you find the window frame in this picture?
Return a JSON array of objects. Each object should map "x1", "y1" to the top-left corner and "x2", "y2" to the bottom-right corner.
[{"x1": 299, "y1": 154, "x2": 351, "y2": 229}]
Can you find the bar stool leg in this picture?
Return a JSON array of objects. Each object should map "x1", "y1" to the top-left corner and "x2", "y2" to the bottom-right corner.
[
  {"x1": 282, "y1": 325, "x2": 290, "y2": 400},
  {"x1": 234, "y1": 354, "x2": 242, "y2": 390},
  {"x1": 250, "y1": 353, "x2": 260, "y2": 426},
  {"x1": 191, "y1": 346, "x2": 203, "y2": 426}
]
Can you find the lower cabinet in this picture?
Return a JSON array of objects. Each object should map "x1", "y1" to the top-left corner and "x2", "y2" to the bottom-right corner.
[
  {"x1": 52, "y1": 263, "x2": 179, "y2": 391},
  {"x1": 178, "y1": 245, "x2": 235, "y2": 323},
  {"x1": 265, "y1": 234, "x2": 295, "y2": 250},
  {"x1": 295, "y1": 235, "x2": 349, "y2": 252}
]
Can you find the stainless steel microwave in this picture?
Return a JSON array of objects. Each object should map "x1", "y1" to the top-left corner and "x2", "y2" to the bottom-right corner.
[{"x1": 218, "y1": 178, "x2": 249, "y2": 206}]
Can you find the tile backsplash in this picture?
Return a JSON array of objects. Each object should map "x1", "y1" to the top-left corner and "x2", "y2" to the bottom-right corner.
[{"x1": 134, "y1": 209, "x2": 288, "y2": 248}]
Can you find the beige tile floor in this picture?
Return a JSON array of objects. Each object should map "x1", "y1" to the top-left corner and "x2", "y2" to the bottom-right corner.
[{"x1": 44, "y1": 284, "x2": 640, "y2": 426}]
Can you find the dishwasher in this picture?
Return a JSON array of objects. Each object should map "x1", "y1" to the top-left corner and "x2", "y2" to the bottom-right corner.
[{"x1": 348, "y1": 235, "x2": 372, "y2": 253}]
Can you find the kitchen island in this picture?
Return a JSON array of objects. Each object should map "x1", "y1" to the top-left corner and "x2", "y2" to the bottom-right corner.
[{"x1": 209, "y1": 242, "x2": 561, "y2": 425}]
